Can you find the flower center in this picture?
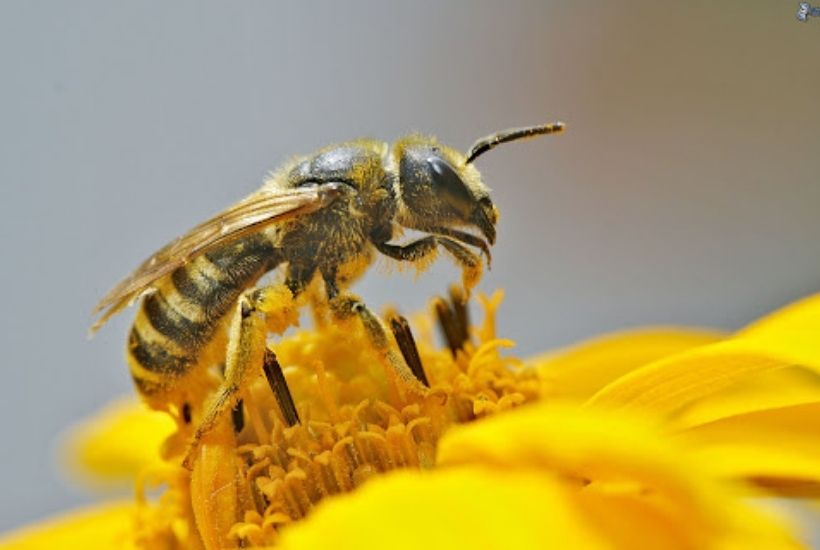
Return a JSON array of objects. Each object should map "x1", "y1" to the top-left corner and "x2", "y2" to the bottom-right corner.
[{"x1": 138, "y1": 289, "x2": 540, "y2": 548}]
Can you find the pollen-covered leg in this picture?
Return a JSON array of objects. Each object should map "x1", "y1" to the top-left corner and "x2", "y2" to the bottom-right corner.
[
  {"x1": 375, "y1": 236, "x2": 483, "y2": 294},
  {"x1": 182, "y1": 285, "x2": 300, "y2": 470},
  {"x1": 375, "y1": 237, "x2": 438, "y2": 263},
  {"x1": 429, "y1": 226, "x2": 492, "y2": 267},
  {"x1": 330, "y1": 294, "x2": 428, "y2": 396},
  {"x1": 436, "y1": 237, "x2": 483, "y2": 295}
]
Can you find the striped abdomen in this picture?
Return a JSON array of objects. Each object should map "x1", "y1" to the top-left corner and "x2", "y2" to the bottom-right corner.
[{"x1": 127, "y1": 235, "x2": 280, "y2": 397}]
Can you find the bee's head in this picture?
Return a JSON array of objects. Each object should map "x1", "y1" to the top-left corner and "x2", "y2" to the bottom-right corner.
[
  {"x1": 391, "y1": 122, "x2": 565, "y2": 247},
  {"x1": 393, "y1": 137, "x2": 498, "y2": 244}
]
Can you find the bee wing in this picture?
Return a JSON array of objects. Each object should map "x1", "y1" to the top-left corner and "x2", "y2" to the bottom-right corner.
[{"x1": 91, "y1": 182, "x2": 343, "y2": 332}]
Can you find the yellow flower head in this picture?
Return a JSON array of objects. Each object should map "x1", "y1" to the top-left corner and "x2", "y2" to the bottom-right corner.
[
  {"x1": 183, "y1": 288, "x2": 544, "y2": 548},
  {"x1": 4, "y1": 289, "x2": 820, "y2": 549}
]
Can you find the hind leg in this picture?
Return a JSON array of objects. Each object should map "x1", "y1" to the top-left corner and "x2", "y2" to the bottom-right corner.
[{"x1": 182, "y1": 284, "x2": 299, "y2": 469}]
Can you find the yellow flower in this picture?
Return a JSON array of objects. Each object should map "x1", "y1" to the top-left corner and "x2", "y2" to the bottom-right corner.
[
  {"x1": 537, "y1": 292, "x2": 820, "y2": 497},
  {"x1": 62, "y1": 397, "x2": 176, "y2": 489},
  {"x1": 3, "y1": 289, "x2": 820, "y2": 549},
  {"x1": 278, "y1": 403, "x2": 800, "y2": 550}
]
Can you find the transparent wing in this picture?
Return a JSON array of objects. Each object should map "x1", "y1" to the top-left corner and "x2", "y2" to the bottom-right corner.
[{"x1": 91, "y1": 182, "x2": 343, "y2": 332}]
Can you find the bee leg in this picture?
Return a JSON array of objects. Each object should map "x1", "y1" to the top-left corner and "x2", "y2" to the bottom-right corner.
[
  {"x1": 376, "y1": 236, "x2": 481, "y2": 293},
  {"x1": 435, "y1": 237, "x2": 480, "y2": 270},
  {"x1": 374, "y1": 237, "x2": 438, "y2": 262},
  {"x1": 329, "y1": 293, "x2": 428, "y2": 395},
  {"x1": 428, "y1": 226, "x2": 491, "y2": 267},
  {"x1": 182, "y1": 285, "x2": 299, "y2": 469},
  {"x1": 375, "y1": 236, "x2": 480, "y2": 268}
]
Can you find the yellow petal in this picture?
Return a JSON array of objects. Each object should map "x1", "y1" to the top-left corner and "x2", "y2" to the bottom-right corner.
[
  {"x1": 190, "y1": 420, "x2": 244, "y2": 550},
  {"x1": 672, "y1": 367, "x2": 820, "y2": 430},
  {"x1": 585, "y1": 293, "x2": 820, "y2": 417},
  {"x1": 279, "y1": 403, "x2": 800, "y2": 550},
  {"x1": 278, "y1": 468, "x2": 607, "y2": 550},
  {"x1": 680, "y1": 401, "x2": 820, "y2": 444},
  {"x1": 62, "y1": 397, "x2": 176, "y2": 488},
  {"x1": 0, "y1": 501, "x2": 135, "y2": 549},
  {"x1": 533, "y1": 328, "x2": 724, "y2": 400},
  {"x1": 676, "y1": 401, "x2": 820, "y2": 496},
  {"x1": 688, "y1": 443, "x2": 820, "y2": 498},
  {"x1": 739, "y1": 293, "x2": 820, "y2": 372},
  {"x1": 584, "y1": 339, "x2": 797, "y2": 418},
  {"x1": 436, "y1": 401, "x2": 737, "y2": 531},
  {"x1": 440, "y1": 402, "x2": 803, "y2": 549}
]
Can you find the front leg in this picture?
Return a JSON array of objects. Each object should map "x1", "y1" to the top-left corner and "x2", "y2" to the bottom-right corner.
[
  {"x1": 428, "y1": 226, "x2": 491, "y2": 267},
  {"x1": 375, "y1": 236, "x2": 438, "y2": 263},
  {"x1": 375, "y1": 236, "x2": 482, "y2": 294}
]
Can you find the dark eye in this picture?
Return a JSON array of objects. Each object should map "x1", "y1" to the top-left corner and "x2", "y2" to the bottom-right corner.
[{"x1": 427, "y1": 157, "x2": 472, "y2": 212}]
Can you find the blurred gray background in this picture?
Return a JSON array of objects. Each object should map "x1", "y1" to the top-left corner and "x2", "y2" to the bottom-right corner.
[{"x1": 1, "y1": 0, "x2": 819, "y2": 534}]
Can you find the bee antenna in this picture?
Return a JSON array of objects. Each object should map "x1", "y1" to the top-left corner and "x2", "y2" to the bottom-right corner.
[{"x1": 465, "y1": 121, "x2": 566, "y2": 164}]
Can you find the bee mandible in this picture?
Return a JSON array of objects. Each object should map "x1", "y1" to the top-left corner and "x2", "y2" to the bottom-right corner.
[{"x1": 92, "y1": 122, "x2": 565, "y2": 467}]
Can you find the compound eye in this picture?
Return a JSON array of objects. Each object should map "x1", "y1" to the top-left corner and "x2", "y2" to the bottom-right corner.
[{"x1": 427, "y1": 156, "x2": 472, "y2": 213}]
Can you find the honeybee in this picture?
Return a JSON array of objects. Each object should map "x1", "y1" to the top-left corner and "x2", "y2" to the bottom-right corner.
[{"x1": 93, "y1": 122, "x2": 565, "y2": 467}]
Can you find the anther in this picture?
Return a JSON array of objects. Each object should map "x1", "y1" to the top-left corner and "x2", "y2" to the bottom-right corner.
[
  {"x1": 389, "y1": 315, "x2": 430, "y2": 387},
  {"x1": 262, "y1": 349, "x2": 301, "y2": 427},
  {"x1": 449, "y1": 285, "x2": 470, "y2": 345},
  {"x1": 434, "y1": 286, "x2": 471, "y2": 356},
  {"x1": 231, "y1": 398, "x2": 245, "y2": 433}
]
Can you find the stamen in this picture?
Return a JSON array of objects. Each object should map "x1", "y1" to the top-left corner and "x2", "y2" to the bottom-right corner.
[
  {"x1": 139, "y1": 290, "x2": 541, "y2": 548},
  {"x1": 434, "y1": 286, "x2": 472, "y2": 355},
  {"x1": 389, "y1": 315, "x2": 429, "y2": 387},
  {"x1": 262, "y1": 349, "x2": 301, "y2": 427},
  {"x1": 231, "y1": 398, "x2": 245, "y2": 433},
  {"x1": 450, "y1": 286, "x2": 470, "y2": 344}
]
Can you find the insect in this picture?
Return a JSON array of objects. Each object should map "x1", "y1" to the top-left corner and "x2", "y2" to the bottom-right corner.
[{"x1": 92, "y1": 122, "x2": 565, "y2": 467}]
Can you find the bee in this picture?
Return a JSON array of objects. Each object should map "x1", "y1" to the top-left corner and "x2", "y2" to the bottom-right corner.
[{"x1": 92, "y1": 122, "x2": 565, "y2": 467}]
